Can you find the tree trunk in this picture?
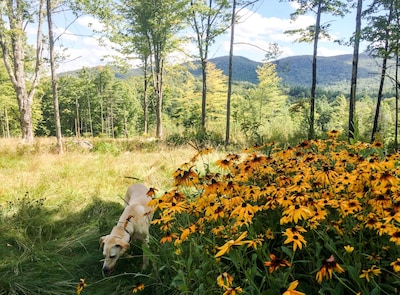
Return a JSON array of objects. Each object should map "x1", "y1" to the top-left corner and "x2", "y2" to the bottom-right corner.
[
  {"x1": 152, "y1": 52, "x2": 164, "y2": 139},
  {"x1": 143, "y1": 56, "x2": 149, "y2": 134},
  {"x1": 76, "y1": 97, "x2": 81, "y2": 137},
  {"x1": 47, "y1": 0, "x2": 63, "y2": 154},
  {"x1": 4, "y1": 107, "x2": 10, "y2": 138},
  {"x1": 225, "y1": 0, "x2": 236, "y2": 147},
  {"x1": 201, "y1": 58, "x2": 207, "y2": 131},
  {"x1": 155, "y1": 69, "x2": 163, "y2": 138},
  {"x1": 348, "y1": 0, "x2": 362, "y2": 142},
  {"x1": 395, "y1": 43, "x2": 399, "y2": 151},
  {"x1": 371, "y1": 2, "x2": 393, "y2": 143},
  {"x1": 309, "y1": 0, "x2": 322, "y2": 140},
  {"x1": 395, "y1": 1, "x2": 400, "y2": 152}
]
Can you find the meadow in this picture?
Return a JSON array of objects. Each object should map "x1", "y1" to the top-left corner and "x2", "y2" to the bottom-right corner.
[
  {"x1": 2, "y1": 134, "x2": 400, "y2": 295},
  {"x1": 0, "y1": 137, "x2": 210, "y2": 295}
]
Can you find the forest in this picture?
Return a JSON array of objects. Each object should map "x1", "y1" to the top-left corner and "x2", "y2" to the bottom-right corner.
[{"x1": 1, "y1": 0, "x2": 400, "y2": 150}]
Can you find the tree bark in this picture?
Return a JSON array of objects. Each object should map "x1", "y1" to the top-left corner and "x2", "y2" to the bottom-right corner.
[
  {"x1": 47, "y1": 0, "x2": 63, "y2": 154},
  {"x1": 348, "y1": 0, "x2": 362, "y2": 142},
  {"x1": 143, "y1": 56, "x2": 149, "y2": 134},
  {"x1": 371, "y1": 2, "x2": 393, "y2": 143},
  {"x1": 225, "y1": 0, "x2": 236, "y2": 147},
  {"x1": 309, "y1": 0, "x2": 322, "y2": 140}
]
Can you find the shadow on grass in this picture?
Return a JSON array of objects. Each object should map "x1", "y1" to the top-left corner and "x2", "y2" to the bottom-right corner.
[{"x1": 0, "y1": 196, "x2": 172, "y2": 295}]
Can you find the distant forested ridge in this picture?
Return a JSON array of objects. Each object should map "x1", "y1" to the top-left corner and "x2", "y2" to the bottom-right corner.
[
  {"x1": 116, "y1": 53, "x2": 388, "y2": 93},
  {"x1": 189, "y1": 53, "x2": 390, "y2": 91}
]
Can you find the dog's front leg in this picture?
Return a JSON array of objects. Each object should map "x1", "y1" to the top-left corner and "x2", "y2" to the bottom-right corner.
[{"x1": 142, "y1": 235, "x2": 150, "y2": 270}]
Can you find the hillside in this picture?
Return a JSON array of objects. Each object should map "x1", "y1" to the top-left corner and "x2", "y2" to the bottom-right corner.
[
  {"x1": 201, "y1": 53, "x2": 387, "y2": 92},
  {"x1": 189, "y1": 56, "x2": 261, "y2": 84},
  {"x1": 273, "y1": 53, "x2": 383, "y2": 90}
]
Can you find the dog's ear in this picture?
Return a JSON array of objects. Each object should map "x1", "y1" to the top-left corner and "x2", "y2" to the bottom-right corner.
[
  {"x1": 99, "y1": 236, "x2": 106, "y2": 249},
  {"x1": 116, "y1": 239, "x2": 130, "y2": 250}
]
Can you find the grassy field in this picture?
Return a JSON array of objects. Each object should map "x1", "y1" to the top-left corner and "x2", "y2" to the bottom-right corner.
[{"x1": 0, "y1": 138, "x2": 219, "y2": 295}]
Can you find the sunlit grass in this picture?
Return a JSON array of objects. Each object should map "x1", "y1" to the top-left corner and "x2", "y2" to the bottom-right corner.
[{"x1": 0, "y1": 137, "x2": 217, "y2": 295}]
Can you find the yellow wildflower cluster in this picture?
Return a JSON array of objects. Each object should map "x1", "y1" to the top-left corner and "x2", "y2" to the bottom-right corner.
[{"x1": 153, "y1": 135, "x2": 400, "y2": 293}]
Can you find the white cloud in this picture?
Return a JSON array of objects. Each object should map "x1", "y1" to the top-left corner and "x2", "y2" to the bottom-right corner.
[
  {"x1": 290, "y1": 2, "x2": 301, "y2": 10},
  {"x1": 318, "y1": 46, "x2": 351, "y2": 57},
  {"x1": 217, "y1": 9, "x2": 315, "y2": 60},
  {"x1": 77, "y1": 15, "x2": 105, "y2": 32}
]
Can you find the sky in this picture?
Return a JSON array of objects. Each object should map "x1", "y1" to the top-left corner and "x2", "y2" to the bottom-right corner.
[{"x1": 44, "y1": 0, "x2": 370, "y2": 73}]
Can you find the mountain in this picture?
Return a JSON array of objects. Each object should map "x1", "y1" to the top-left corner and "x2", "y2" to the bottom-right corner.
[
  {"x1": 200, "y1": 53, "x2": 385, "y2": 92},
  {"x1": 189, "y1": 56, "x2": 261, "y2": 84},
  {"x1": 273, "y1": 53, "x2": 380, "y2": 89}
]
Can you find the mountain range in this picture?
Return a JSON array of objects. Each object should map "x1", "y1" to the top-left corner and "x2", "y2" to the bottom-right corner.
[
  {"x1": 192, "y1": 53, "x2": 391, "y2": 93},
  {"x1": 84, "y1": 52, "x2": 393, "y2": 93}
]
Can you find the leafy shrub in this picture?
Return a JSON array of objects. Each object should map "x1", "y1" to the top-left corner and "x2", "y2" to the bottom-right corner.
[{"x1": 152, "y1": 131, "x2": 400, "y2": 294}]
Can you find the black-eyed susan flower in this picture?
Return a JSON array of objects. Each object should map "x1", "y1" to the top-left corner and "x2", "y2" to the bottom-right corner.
[
  {"x1": 359, "y1": 265, "x2": 381, "y2": 282},
  {"x1": 223, "y1": 286, "x2": 243, "y2": 295},
  {"x1": 164, "y1": 199, "x2": 187, "y2": 215},
  {"x1": 389, "y1": 229, "x2": 400, "y2": 245},
  {"x1": 391, "y1": 258, "x2": 400, "y2": 272},
  {"x1": 77, "y1": 279, "x2": 87, "y2": 295},
  {"x1": 375, "y1": 222, "x2": 392, "y2": 236},
  {"x1": 230, "y1": 202, "x2": 259, "y2": 224},
  {"x1": 281, "y1": 204, "x2": 312, "y2": 224},
  {"x1": 133, "y1": 282, "x2": 145, "y2": 293},
  {"x1": 173, "y1": 166, "x2": 198, "y2": 186},
  {"x1": 282, "y1": 226, "x2": 307, "y2": 251},
  {"x1": 180, "y1": 224, "x2": 196, "y2": 241},
  {"x1": 282, "y1": 280, "x2": 305, "y2": 295},
  {"x1": 265, "y1": 228, "x2": 275, "y2": 240},
  {"x1": 217, "y1": 272, "x2": 234, "y2": 289},
  {"x1": 215, "y1": 231, "x2": 249, "y2": 258},
  {"x1": 216, "y1": 158, "x2": 232, "y2": 170},
  {"x1": 264, "y1": 253, "x2": 291, "y2": 273},
  {"x1": 327, "y1": 129, "x2": 340, "y2": 139},
  {"x1": 146, "y1": 187, "x2": 157, "y2": 197},
  {"x1": 366, "y1": 253, "x2": 382, "y2": 262},
  {"x1": 315, "y1": 255, "x2": 345, "y2": 283},
  {"x1": 314, "y1": 164, "x2": 339, "y2": 186},
  {"x1": 160, "y1": 232, "x2": 178, "y2": 243}
]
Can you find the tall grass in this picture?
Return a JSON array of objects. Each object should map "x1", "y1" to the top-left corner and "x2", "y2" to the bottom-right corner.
[{"x1": 0, "y1": 137, "x2": 219, "y2": 295}]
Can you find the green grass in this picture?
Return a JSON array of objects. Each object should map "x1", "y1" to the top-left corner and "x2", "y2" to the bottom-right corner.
[{"x1": 0, "y1": 138, "x2": 216, "y2": 295}]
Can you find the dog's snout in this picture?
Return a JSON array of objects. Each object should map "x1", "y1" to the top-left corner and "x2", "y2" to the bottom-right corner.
[{"x1": 102, "y1": 265, "x2": 114, "y2": 276}]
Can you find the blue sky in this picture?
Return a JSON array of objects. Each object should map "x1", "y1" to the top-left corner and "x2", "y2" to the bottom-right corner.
[{"x1": 45, "y1": 0, "x2": 371, "y2": 73}]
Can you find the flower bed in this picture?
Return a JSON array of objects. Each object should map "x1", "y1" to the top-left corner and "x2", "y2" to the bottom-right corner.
[{"x1": 152, "y1": 133, "x2": 400, "y2": 294}]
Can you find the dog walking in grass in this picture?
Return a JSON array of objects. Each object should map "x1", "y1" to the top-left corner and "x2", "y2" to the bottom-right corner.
[{"x1": 100, "y1": 183, "x2": 154, "y2": 275}]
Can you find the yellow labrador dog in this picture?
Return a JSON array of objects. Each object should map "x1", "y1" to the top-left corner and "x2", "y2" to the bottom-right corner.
[{"x1": 100, "y1": 183, "x2": 154, "y2": 275}]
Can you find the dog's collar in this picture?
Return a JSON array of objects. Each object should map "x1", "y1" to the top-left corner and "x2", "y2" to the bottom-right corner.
[{"x1": 116, "y1": 224, "x2": 132, "y2": 242}]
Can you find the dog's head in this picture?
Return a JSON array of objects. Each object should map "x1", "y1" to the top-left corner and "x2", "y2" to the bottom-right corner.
[{"x1": 100, "y1": 227, "x2": 130, "y2": 275}]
